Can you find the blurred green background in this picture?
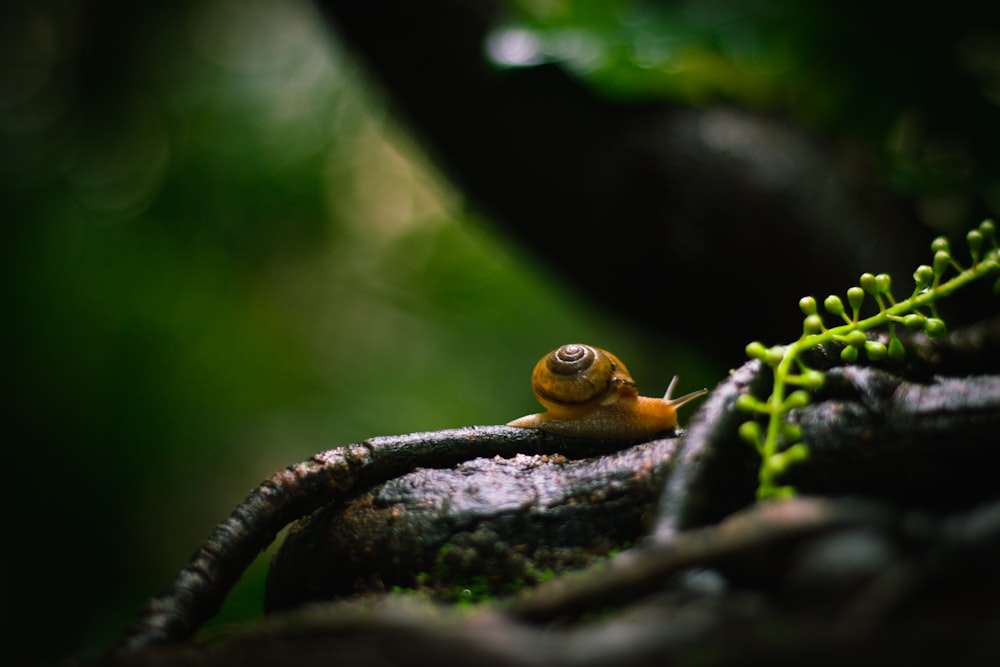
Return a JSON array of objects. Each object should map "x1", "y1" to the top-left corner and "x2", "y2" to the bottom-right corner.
[
  {"x1": 494, "y1": 0, "x2": 1000, "y2": 225},
  {"x1": 2, "y1": 1, "x2": 714, "y2": 663},
  {"x1": 4, "y1": 0, "x2": 1000, "y2": 664}
]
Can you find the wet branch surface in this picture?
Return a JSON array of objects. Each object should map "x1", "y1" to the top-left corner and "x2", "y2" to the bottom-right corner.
[
  {"x1": 115, "y1": 428, "x2": 647, "y2": 652},
  {"x1": 264, "y1": 438, "x2": 682, "y2": 612},
  {"x1": 92, "y1": 319, "x2": 1000, "y2": 666}
]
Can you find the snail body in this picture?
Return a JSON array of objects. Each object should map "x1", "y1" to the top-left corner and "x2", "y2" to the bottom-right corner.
[{"x1": 507, "y1": 344, "x2": 708, "y2": 439}]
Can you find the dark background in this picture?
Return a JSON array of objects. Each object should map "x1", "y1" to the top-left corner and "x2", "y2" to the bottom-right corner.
[{"x1": 3, "y1": 1, "x2": 999, "y2": 664}]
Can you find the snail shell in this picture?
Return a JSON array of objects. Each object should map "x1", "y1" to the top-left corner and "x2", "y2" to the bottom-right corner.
[
  {"x1": 530, "y1": 343, "x2": 636, "y2": 417},
  {"x1": 507, "y1": 343, "x2": 707, "y2": 439}
]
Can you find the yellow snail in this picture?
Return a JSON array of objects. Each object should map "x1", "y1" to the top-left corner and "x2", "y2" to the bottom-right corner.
[{"x1": 507, "y1": 343, "x2": 708, "y2": 439}]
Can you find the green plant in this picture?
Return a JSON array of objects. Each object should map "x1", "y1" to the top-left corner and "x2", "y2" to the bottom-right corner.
[{"x1": 737, "y1": 220, "x2": 1000, "y2": 500}]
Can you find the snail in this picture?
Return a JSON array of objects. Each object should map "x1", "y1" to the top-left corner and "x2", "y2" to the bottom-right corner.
[{"x1": 507, "y1": 343, "x2": 708, "y2": 439}]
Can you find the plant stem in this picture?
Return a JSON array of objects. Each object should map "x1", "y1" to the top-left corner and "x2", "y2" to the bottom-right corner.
[{"x1": 754, "y1": 246, "x2": 999, "y2": 499}]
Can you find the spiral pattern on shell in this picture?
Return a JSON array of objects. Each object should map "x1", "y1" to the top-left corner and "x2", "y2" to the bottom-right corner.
[
  {"x1": 532, "y1": 344, "x2": 634, "y2": 409},
  {"x1": 547, "y1": 344, "x2": 597, "y2": 376}
]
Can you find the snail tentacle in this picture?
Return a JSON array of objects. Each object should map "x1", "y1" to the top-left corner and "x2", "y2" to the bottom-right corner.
[{"x1": 664, "y1": 376, "x2": 679, "y2": 401}]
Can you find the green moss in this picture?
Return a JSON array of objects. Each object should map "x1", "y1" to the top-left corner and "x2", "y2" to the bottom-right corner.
[{"x1": 392, "y1": 529, "x2": 633, "y2": 605}]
